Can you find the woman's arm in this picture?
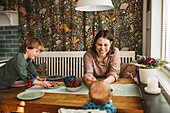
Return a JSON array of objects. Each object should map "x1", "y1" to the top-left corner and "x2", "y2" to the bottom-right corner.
[
  {"x1": 103, "y1": 76, "x2": 116, "y2": 84},
  {"x1": 83, "y1": 51, "x2": 96, "y2": 86},
  {"x1": 105, "y1": 48, "x2": 121, "y2": 83}
]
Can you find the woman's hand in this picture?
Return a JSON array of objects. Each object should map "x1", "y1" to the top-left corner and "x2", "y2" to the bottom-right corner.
[
  {"x1": 85, "y1": 77, "x2": 96, "y2": 86},
  {"x1": 103, "y1": 76, "x2": 116, "y2": 84}
]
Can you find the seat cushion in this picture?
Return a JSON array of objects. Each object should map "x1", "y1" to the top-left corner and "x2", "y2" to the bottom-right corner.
[{"x1": 120, "y1": 63, "x2": 136, "y2": 78}]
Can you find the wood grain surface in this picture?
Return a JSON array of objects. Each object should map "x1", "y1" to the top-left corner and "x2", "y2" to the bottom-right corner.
[{"x1": 0, "y1": 78, "x2": 144, "y2": 113}]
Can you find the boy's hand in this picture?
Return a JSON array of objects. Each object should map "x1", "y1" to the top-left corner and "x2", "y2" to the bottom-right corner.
[
  {"x1": 41, "y1": 81, "x2": 51, "y2": 87},
  {"x1": 33, "y1": 79, "x2": 51, "y2": 87},
  {"x1": 36, "y1": 76, "x2": 46, "y2": 81}
]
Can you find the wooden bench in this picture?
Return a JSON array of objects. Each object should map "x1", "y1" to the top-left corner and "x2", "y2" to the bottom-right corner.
[{"x1": 34, "y1": 51, "x2": 135, "y2": 77}]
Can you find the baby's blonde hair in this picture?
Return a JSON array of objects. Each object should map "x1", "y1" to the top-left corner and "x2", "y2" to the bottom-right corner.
[{"x1": 89, "y1": 80, "x2": 111, "y2": 105}]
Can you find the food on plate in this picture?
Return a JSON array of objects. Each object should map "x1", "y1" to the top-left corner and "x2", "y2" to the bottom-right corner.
[{"x1": 49, "y1": 81, "x2": 61, "y2": 87}]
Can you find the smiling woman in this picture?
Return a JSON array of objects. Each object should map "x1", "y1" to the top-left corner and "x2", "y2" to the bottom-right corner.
[{"x1": 83, "y1": 30, "x2": 121, "y2": 86}]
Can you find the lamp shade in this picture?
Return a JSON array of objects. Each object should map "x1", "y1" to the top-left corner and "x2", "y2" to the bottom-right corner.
[{"x1": 75, "y1": 0, "x2": 114, "y2": 11}]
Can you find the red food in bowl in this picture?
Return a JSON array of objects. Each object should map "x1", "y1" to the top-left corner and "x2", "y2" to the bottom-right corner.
[
  {"x1": 66, "y1": 80, "x2": 81, "y2": 87},
  {"x1": 66, "y1": 81, "x2": 82, "y2": 92},
  {"x1": 63, "y1": 75, "x2": 76, "y2": 85}
]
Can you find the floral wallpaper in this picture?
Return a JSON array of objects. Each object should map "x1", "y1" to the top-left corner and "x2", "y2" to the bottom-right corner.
[{"x1": 19, "y1": 0, "x2": 143, "y2": 55}]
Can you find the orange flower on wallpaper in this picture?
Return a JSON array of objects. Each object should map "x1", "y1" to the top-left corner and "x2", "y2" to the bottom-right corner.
[
  {"x1": 70, "y1": 36, "x2": 79, "y2": 44},
  {"x1": 29, "y1": 19, "x2": 35, "y2": 26},
  {"x1": 60, "y1": 24, "x2": 69, "y2": 32},
  {"x1": 106, "y1": 14, "x2": 116, "y2": 23},
  {"x1": 120, "y1": 3, "x2": 129, "y2": 10},
  {"x1": 69, "y1": 0, "x2": 76, "y2": 2},
  {"x1": 130, "y1": 24, "x2": 134, "y2": 32},
  {"x1": 61, "y1": 35, "x2": 66, "y2": 40},
  {"x1": 19, "y1": 17, "x2": 25, "y2": 22},
  {"x1": 97, "y1": 12, "x2": 103, "y2": 18},
  {"x1": 48, "y1": 27, "x2": 52, "y2": 34},
  {"x1": 39, "y1": 8, "x2": 47, "y2": 15},
  {"x1": 19, "y1": 7, "x2": 27, "y2": 16}
]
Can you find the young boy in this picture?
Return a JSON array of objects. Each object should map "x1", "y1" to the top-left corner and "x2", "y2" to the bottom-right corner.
[
  {"x1": 83, "y1": 80, "x2": 116, "y2": 113},
  {"x1": 0, "y1": 38, "x2": 51, "y2": 89}
]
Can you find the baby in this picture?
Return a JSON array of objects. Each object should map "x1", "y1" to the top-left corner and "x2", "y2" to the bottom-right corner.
[{"x1": 83, "y1": 80, "x2": 116, "y2": 113}]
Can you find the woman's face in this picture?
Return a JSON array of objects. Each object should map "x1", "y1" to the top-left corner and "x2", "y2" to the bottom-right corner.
[{"x1": 95, "y1": 37, "x2": 112, "y2": 58}]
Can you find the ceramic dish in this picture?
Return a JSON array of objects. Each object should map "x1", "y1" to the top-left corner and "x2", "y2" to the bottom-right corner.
[
  {"x1": 66, "y1": 85, "x2": 82, "y2": 92},
  {"x1": 45, "y1": 84, "x2": 61, "y2": 89},
  {"x1": 17, "y1": 91, "x2": 44, "y2": 100},
  {"x1": 144, "y1": 87, "x2": 161, "y2": 94},
  {"x1": 10, "y1": 80, "x2": 26, "y2": 87},
  {"x1": 46, "y1": 75, "x2": 62, "y2": 81}
]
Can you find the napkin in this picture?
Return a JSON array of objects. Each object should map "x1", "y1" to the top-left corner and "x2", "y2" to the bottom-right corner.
[{"x1": 58, "y1": 108, "x2": 106, "y2": 113}]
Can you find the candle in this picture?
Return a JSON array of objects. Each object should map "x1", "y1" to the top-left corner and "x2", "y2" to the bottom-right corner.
[{"x1": 147, "y1": 77, "x2": 159, "y2": 91}]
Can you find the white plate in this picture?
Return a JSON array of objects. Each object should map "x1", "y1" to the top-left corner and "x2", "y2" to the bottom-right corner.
[{"x1": 17, "y1": 91, "x2": 44, "y2": 100}]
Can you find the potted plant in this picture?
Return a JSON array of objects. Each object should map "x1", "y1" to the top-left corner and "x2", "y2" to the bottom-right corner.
[{"x1": 130, "y1": 56, "x2": 169, "y2": 84}]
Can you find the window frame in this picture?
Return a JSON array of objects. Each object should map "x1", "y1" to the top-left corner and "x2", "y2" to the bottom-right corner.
[{"x1": 151, "y1": 0, "x2": 170, "y2": 96}]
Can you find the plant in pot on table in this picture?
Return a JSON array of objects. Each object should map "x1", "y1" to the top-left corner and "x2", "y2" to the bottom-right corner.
[{"x1": 130, "y1": 56, "x2": 169, "y2": 84}]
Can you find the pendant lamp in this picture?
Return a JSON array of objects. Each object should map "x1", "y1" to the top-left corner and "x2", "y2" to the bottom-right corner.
[{"x1": 75, "y1": 0, "x2": 114, "y2": 11}]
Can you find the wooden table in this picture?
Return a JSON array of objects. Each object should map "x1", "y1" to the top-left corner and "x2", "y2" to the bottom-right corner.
[{"x1": 0, "y1": 78, "x2": 145, "y2": 113}]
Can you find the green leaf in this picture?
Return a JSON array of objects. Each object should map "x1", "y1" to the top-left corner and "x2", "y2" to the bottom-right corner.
[{"x1": 130, "y1": 63, "x2": 146, "y2": 68}]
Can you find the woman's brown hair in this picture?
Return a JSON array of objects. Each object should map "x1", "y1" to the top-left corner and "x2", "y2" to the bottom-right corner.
[
  {"x1": 91, "y1": 30, "x2": 115, "y2": 55},
  {"x1": 19, "y1": 38, "x2": 44, "y2": 53}
]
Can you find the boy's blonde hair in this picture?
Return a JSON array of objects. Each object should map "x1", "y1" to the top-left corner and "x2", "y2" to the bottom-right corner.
[
  {"x1": 89, "y1": 80, "x2": 111, "y2": 105},
  {"x1": 19, "y1": 38, "x2": 44, "y2": 53}
]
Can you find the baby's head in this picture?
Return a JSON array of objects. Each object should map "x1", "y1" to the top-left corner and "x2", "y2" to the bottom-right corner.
[
  {"x1": 89, "y1": 80, "x2": 111, "y2": 105},
  {"x1": 19, "y1": 37, "x2": 44, "y2": 53}
]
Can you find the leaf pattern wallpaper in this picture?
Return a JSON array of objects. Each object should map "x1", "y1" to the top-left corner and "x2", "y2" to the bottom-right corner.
[{"x1": 18, "y1": 0, "x2": 143, "y2": 55}]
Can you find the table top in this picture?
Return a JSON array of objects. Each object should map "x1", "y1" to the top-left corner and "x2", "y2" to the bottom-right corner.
[{"x1": 0, "y1": 78, "x2": 145, "y2": 113}]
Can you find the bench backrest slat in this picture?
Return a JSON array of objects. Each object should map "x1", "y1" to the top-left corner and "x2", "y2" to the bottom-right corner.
[{"x1": 34, "y1": 51, "x2": 135, "y2": 77}]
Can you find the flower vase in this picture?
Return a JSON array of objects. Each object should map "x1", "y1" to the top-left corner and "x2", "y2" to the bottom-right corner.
[{"x1": 139, "y1": 68, "x2": 157, "y2": 84}]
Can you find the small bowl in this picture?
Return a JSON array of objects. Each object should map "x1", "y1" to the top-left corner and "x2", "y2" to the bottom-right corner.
[
  {"x1": 66, "y1": 85, "x2": 82, "y2": 92},
  {"x1": 63, "y1": 75, "x2": 76, "y2": 85}
]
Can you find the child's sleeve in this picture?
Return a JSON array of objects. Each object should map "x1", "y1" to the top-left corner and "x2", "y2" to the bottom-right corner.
[
  {"x1": 27, "y1": 60, "x2": 39, "y2": 77},
  {"x1": 16, "y1": 54, "x2": 37, "y2": 84},
  {"x1": 16, "y1": 59, "x2": 29, "y2": 83}
]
